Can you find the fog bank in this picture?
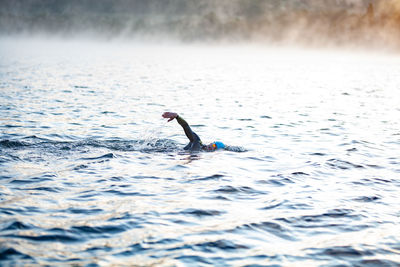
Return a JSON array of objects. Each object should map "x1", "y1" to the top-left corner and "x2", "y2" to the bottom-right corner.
[{"x1": 1, "y1": 0, "x2": 400, "y2": 50}]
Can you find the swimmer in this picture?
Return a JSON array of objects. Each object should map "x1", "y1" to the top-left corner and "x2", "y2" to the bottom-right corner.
[{"x1": 162, "y1": 112, "x2": 225, "y2": 152}]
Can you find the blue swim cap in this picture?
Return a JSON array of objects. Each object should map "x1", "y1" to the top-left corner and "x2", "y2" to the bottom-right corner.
[{"x1": 214, "y1": 141, "x2": 225, "y2": 149}]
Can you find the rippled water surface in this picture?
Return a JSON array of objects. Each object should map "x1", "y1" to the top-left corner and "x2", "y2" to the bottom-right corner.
[{"x1": 1, "y1": 38, "x2": 400, "y2": 266}]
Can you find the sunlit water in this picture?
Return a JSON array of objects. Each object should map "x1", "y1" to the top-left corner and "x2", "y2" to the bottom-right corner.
[{"x1": 1, "y1": 38, "x2": 400, "y2": 266}]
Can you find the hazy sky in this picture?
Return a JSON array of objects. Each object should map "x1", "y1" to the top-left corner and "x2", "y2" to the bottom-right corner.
[{"x1": 0, "y1": 0, "x2": 398, "y2": 51}]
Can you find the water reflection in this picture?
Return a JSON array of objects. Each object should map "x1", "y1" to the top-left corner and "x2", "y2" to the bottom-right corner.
[{"x1": 0, "y1": 40, "x2": 400, "y2": 265}]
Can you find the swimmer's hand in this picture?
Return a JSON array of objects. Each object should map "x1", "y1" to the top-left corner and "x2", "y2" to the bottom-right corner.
[{"x1": 162, "y1": 112, "x2": 178, "y2": 122}]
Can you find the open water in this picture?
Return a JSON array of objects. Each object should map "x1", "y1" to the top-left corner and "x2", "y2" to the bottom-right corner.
[{"x1": 1, "y1": 38, "x2": 400, "y2": 266}]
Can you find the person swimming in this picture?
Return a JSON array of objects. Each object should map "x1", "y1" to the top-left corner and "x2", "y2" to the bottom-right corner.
[{"x1": 162, "y1": 112, "x2": 225, "y2": 152}]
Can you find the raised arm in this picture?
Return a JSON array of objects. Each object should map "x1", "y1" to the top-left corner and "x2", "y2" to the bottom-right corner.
[{"x1": 162, "y1": 112, "x2": 199, "y2": 143}]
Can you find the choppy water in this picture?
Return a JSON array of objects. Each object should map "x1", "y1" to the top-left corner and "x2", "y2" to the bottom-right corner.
[{"x1": 1, "y1": 38, "x2": 400, "y2": 266}]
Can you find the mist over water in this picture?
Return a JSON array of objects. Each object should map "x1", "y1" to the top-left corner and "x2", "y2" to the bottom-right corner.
[
  {"x1": 1, "y1": 0, "x2": 400, "y2": 50},
  {"x1": 1, "y1": 0, "x2": 400, "y2": 266}
]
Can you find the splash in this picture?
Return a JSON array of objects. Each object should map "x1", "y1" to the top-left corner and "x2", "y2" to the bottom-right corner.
[{"x1": 0, "y1": 136, "x2": 180, "y2": 155}]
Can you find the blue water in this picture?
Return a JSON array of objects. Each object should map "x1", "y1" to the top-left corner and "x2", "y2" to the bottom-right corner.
[{"x1": 1, "y1": 38, "x2": 400, "y2": 266}]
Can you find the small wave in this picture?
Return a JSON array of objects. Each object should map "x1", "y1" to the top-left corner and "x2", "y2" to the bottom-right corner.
[
  {"x1": 0, "y1": 139, "x2": 28, "y2": 148},
  {"x1": 260, "y1": 115, "x2": 272, "y2": 119},
  {"x1": 310, "y1": 152, "x2": 327, "y2": 156},
  {"x1": 0, "y1": 247, "x2": 33, "y2": 261},
  {"x1": 2, "y1": 233, "x2": 79, "y2": 243},
  {"x1": 326, "y1": 159, "x2": 364, "y2": 170},
  {"x1": 10, "y1": 174, "x2": 55, "y2": 184},
  {"x1": 71, "y1": 225, "x2": 127, "y2": 235},
  {"x1": 0, "y1": 136, "x2": 69, "y2": 151},
  {"x1": 366, "y1": 164, "x2": 384, "y2": 169},
  {"x1": 277, "y1": 209, "x2": 361, "y2": 230},
  {"x1": 187, "y1": 174, "x2": 225, "y2": 182},
  {"x1": 307, "y1": 245, "x2": 370, "y2": 258},
  {"x1": 3, "y1": 124, "x2": 23, "y2": 128},
  {"x1": 102, "y1": 189, "x2": 153, "y2": 197},
  {"x1": 61, "y1": 208, "x2": 103, "y2": 214},
  {"x1": 235, "y1": 221, "x2": 294, "y2": 240},
  {"x1": 257, "y1": 174, "x2": 295, "y2": 186},
  {"x1": 114, "y1": 243, "x2": 149, "y2": 256},
  {"x1": 0, "y1": 156, "x2": 9, "y2": 163},
  {"x1": 357, "y1": 259, "x2": 400, "y2": 266},
  {"x1": 259, "y1": 199, "x2": 285, "y2": 210},
  {"x1": 180, "y1": 208, "x2": 224, "y2": 217},
  {"x1": 73, "y1": 164, "x2": 88, "y2": 170},
  {"x1": 258, "y1": 223, "x2": 293, "y2": 240},
  {"x1": 191, "y1": 239, "x2": 249, "y2": 252},
  {"x1": 213, "y1": 185, "x2": 262, "y2": 196},
  {"x1": 175, "y1": 255, "x2": 211, "y2": 265},
  {"x1": 292, "y1": 171, "x2": 310, "y2": 176},
  {"x1": 353, "y1": 196, "x2": 380, "y2": 202},
  {"x1": 1, "y1": 221, "x2": 33, "y2": 231},
  {"x1": 80, "y1": 153, "x2": 115, "y2": 160},
  {"x1": 0, "y1": 206, "x2": 42, "y2": 216}
]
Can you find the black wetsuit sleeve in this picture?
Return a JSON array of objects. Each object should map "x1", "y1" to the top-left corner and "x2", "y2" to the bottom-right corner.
[
  {"x1": 176, "y1": 115, "x2": 197, "y2": 142},
  {"x1": 176, "y1": 115, "x2": 202, "y2": 150}
]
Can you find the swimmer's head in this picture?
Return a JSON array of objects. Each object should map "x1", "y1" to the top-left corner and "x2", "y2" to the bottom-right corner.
[
  {"x1": 214, "y1": 141, "x2": 225, "y2": 149},
  {"x1": 205, "y1": 141, "x2": 225, "y2": 151}
]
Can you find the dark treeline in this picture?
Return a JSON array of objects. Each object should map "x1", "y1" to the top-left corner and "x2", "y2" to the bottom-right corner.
[{"x1": 1, "y1": 0, "x2": 399, "y2": 49}]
